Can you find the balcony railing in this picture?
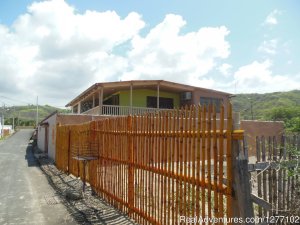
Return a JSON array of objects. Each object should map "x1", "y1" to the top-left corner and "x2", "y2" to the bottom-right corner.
[
  {"x1": 102, "y1": 105, "x2": 163, "y2": 115},
  {"x1": 82, "y1": 105, "x2": 168, "y2": 116}
]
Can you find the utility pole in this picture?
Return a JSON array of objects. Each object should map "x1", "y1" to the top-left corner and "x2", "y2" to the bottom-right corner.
[
  {"x1": 1, "y1": 104, "x2": 4, "y2": 137},
  {"x1": 248, "y1": 98, "x2": 254, "y2": 120},
  {"x1": 12, "y1": 106, "x2": 15, "y2": 131},
  {"x1": 18, "y1": 111, "x2": 20, "y2": 127},
  {"x1": 36, "y1": 96, "x2": 39, "y2": 127},
  {"x1": 250, "y1": 100, "x2": 254, "y2": 120}
]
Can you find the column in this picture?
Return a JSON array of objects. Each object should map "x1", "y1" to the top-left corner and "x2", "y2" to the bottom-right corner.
[
  {"x1": 130, "y1": 82, "x2": 133, "y2": 114},
  {"x1": 78, "y1": 102, "x2": 81, "y2": 114},
  {"x1": 157, "y1": 82, "x2": 160, "y2": 108},
  {"x1": 92, "y1": 94, "x2": 95, "y2": 108},
  {"x1": 99, "y1": 87, "x2": 103, "y2": 115}
]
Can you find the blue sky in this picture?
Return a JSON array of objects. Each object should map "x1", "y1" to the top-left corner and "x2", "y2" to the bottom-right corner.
[{"x1": 0, "y1": 0, "x2": 299, "y2": 107}]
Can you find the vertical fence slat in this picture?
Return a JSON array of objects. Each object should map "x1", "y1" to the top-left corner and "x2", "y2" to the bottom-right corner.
[
  {"x1": 212, "y1": 105, "x2": 218, "y2": 218},
  {"x1": 218, "y1": 105, "x2": 225, "y2": 224},
  {"x1": 267, "y1": 136, "x2": 273, "y2": 212},
  {"x1": 183, "y1": 106, "x2": 188, "y2": 219},
  {"x1": 256, "y1": 136, "x2": 262, "y2": 217},
  {"x1": 226, "y1": 103, "x2": 233, "y2": 224},
  {"x1": 207, "y1": 104, "x2": 212, "y2": 223},
  {"x1": 201, "y1": 105, "x2": 207, "y2": 222},
  {"x1": 261, "y1": 136, "x2": 267, "y2": 217},
  {"x1": 196, "y1": 105, "x2": 201, "y2": 219}
]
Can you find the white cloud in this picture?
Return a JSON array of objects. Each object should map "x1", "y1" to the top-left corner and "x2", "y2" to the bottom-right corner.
[
  {"x1": 218, "y1": 63, "x2": 232, "y2": 77},
  {"x1": 121, "y1": 14, "x2": 230, "y2": 87},
  {"x1": 263, "y1": 9, "x2": 281, "y2": 26},
  {"x1": 233, "y1": 60, "x2": 300, "y2": 93},
  {"x1": 1, "y1": 3, "x2": 232, "y2": 107},
  {"x1": 0, "y1": 0, "x2": 144, "y2": 106},
  {"x1": 258, "y1": 39, "x2": 278, "y2": 55},
  {"x1": 5, "y1": 0, "x2": 297, "y2": 107}
]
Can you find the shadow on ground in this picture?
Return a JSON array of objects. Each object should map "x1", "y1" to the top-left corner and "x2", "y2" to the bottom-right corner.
[
  {"x1": 25, "y1": 144, "x2": 39, "y2": 167},
  {"x1": 34, "y1": 151, "x2": 136, "y2": 225}
]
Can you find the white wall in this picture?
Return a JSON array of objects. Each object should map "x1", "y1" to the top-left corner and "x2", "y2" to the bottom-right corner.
[
  {"x1": 47, "y1": 114, "x2": 57, "y2": 160},
  {"x1": 37, "y1": 125, "x2": 46, "y2": 151},
  {"x1": 37, "y1": 113, "x2": 57, "y2": 160},
  {"x1": 0, "y1": 123, "x2": 13, "y2": 137}
]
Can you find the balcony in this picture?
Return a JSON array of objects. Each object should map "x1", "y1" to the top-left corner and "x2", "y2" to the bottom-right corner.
[{"x1": 82, "y1": 105, "x2": 167, "y2": 116}]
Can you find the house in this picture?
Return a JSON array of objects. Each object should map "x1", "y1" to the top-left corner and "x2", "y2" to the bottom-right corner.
[
  {"x1": 65, "y1": 80, "x2": 232, "y2": 116},
  {"x1": 0, "y1": 117, "x2": 13, "y2": 137},
  {"x1": 38, "y1": 80, "x2": 285, "y2": 162},
  {"x1": 37, "y1": 112, "x2": 102, "y2": 160},
  {"x1": 37, "y1": 80, "x2": 231, "y2": 161}
]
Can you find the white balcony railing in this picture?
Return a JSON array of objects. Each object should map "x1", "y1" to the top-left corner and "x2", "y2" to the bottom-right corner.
[
  {"x1": 81, "y1": 105, "x2": 169, "y2": 116},
  {"x1": 102, "y1": 105, "x2": 163, "y2": 116}
]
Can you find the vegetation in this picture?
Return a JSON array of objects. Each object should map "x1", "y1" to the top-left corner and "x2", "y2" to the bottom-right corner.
[
  {"x1": 232, "y1": 90, "x2": 300, "y2": 132},
  {"x1": 2, "y1": 105, "x2": 70, "y2": 127}
]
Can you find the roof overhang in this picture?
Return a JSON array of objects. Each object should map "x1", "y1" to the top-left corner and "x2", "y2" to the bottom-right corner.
[{"x1": 65, "y1": 80, "x2": 231, "y2": 107}]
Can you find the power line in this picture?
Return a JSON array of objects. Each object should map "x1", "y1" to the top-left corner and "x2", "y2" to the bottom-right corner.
[{"x1": 0, "y1": 95, "x2": 33, "y2": 105}]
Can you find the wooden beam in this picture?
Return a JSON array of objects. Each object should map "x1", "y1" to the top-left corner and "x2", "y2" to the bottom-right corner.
[
  {"x1": 248, "y1": 161, "x2": 296, "y2": 172},
  {"x1": 251, "y1": 194, "x2": 272, "y2": 210}
]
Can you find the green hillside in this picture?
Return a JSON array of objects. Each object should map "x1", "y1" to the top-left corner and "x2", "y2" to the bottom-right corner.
[
  {"x1": 232, "y1": 90, "x2": 300, "y2": 132},
  {"x1": 2, "y1": 105, "x2": 70, "y2": 127}
]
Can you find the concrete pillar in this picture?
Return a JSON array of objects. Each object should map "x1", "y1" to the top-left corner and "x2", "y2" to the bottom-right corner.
[
  {"x1": 99, "y1": 88, "x2": 103, "y2": 115},
  {"x1": 130, "y1": 82, "x2": 133, "y2": 114},
  {"x1": 78, "y1": 102, "x2": 81, "y2": 114},
  {"x1": 92, "y1": 94, "x2": 95, "y2": 108},
  {"x1": 157, "y1": 82, "x2": 160, "y2": 109}
]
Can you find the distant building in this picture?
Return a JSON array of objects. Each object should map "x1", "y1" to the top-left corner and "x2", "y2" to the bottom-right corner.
[{"x1": 0, "y1": 117, "x2": 13, "y2": 137}]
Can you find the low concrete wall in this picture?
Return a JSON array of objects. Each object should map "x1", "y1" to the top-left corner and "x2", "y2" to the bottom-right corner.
[{"x1": 241, "y1": 120, "x2": 284, "y2": 157}]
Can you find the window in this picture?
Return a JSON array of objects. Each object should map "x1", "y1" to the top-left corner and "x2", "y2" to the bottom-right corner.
[
  {"x1": 147, "y1": 96, "x2": 174, "y2": 109},
  {"x1": 81, "y1": 100, "x2": 93, "y2": 112},
  {"x1": 103, "y1": 94, "x2": 119, "y2": 105},
  {"x1": 200, "y1": 97, "x2": 222, "y2": 112}
]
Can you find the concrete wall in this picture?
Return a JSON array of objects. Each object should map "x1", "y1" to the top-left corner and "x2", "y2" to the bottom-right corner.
[
  {"x1": 47, "y1": 114, "x2": 57, "y2": 160},
  {"x1": 38, "y1": 113, "x2": 105, "y2": 161},
  {"x1": 37, "y1": 125, "x2": 46, "y2": 151},
  {"x1": 119, "y1": 89, "x2": 180, "y2": 108},
  {"x1": 37, "y1": 114, "x2": 57, "y2": 160},
  {"x1": 241, "y1": 120, "x2": 285, "y2": 157},
  {"x1": 0, "y1": 125, "x2": 13, "y2": 137}
]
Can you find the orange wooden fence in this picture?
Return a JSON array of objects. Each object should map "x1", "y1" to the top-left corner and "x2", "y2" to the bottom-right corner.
[{"x1": 56, "y1": 104, "x2": 243, "y2": 224}]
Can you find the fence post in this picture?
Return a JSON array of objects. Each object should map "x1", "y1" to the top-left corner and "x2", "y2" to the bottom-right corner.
[
  {"x1": 127, "y1": 115, "x2": 134, "y2": 215},
  {"x1": 67, "y1": 127, "x2": 71, "y2": 174},
  {"x1": 232, "y1": 112, "x2": 254, "y2": 224}
]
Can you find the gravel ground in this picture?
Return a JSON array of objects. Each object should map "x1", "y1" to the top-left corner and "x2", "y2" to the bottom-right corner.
[{"x1": 34, "y1": 149, "x2": 137, "y2": 225}]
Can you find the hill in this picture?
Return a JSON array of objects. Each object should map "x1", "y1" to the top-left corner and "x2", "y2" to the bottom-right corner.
[
  {"x1": 232, "y1": 90, "x2": 300, "y2": 120},
  {"x1": 232, "y1": 90, "x2": 300, "y2": 132},
  {"x1": 2, "y1": 105, "x2": 70, "y2": 126}
]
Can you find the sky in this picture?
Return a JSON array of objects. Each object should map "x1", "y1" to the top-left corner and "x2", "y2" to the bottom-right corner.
[{"x1": 0, "y1": 0, "x2": 299, "y2": 108}]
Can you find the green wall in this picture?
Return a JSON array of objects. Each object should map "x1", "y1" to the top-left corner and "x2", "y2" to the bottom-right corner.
[{"x1": 118, "y1": 89, "x2": 180, "y2": 108}]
